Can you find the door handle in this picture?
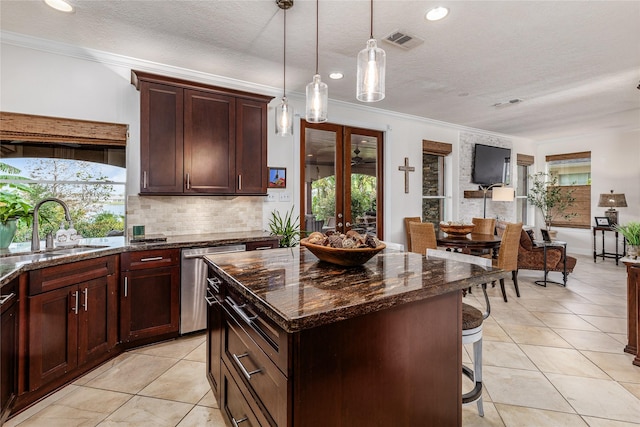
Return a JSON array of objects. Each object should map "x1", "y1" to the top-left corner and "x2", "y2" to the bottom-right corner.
[
  {"x1": 142, "y1": 171, "x2": 148, "y2": 189},
  {"x1": 238, "y1": 174, "x2": 242, "y2": 190},
  {"x1": 124, "y1": 276, "x2": 128, "y2": 297},
  {"x1": 186, "y1": 173, "x2": 190, "y2": 190},
  {"x1": 83, "y1": 287, "x2": 88, "y2": 311},
  {"x1": 71, "y1": 291, "x2": 79, "y2": 314}
]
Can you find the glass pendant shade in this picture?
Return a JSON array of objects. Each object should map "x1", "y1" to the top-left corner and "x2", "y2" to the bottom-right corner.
[
  {"x1": 357, "y1": 38, "x2": 386, "y2": 102},
  {"x1": 275, "y1": 97, "x2": 294, "y2": 136},
  {"x1": 305, "y1": 74, "x2": 328, "y2": 123}
]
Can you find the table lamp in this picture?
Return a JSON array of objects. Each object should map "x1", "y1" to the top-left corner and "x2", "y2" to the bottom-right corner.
[{"x1": 597, "y1": 190, "x2": 627, "y2": 225}]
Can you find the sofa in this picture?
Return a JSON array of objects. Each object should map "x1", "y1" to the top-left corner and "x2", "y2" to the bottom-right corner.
[{"x1": 518, "y1": 229, "x2": 577, "y2": 281}]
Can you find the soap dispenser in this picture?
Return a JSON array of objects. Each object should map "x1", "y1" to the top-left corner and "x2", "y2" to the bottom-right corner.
[
  {"x1": 67, "y1": 220, "x2": 78, "y2": 242},
  {"x1": 55, "y1": 222, "x2": 68, "y2": 244}
]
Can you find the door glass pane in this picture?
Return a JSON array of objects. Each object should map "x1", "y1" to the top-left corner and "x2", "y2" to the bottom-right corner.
[
  {"x1": 304, "y1": 128, "x2": 337, "y2": 234},
  {"x1": 349, "y1": 134, "x2": 378, "y2": 235}
]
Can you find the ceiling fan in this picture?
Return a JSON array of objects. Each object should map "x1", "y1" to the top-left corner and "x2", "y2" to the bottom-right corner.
[{"x1": 351, "y1": 146, "x2": 376, "y2": 166}]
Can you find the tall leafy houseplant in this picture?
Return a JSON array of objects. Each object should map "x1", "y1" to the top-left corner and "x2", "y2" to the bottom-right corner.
[
  {"x1": 527, "y1": 172, "x2": 577, "y2": 231},
  {"x1": 268, "y1": 206, "x2": 300, "y2": 248}
]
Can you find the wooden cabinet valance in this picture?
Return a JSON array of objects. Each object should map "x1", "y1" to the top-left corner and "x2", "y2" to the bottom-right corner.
[{"x1": 132, "y1": 70, "x2": 273, "y2": 195}]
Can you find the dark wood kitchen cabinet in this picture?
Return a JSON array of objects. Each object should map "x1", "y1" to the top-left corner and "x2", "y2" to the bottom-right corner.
[
  {"x1": 120, "y1": 249, "x2": 180, "y2": 346},
  {"x1": 132, "y1": 70, "x2": 272, "y2": 195},
  {"x1": 28, "y1": 256, "x2": 118, "y2": 391},
  {"x1": 1, "y1": 277, "x2": 19, "y2": 424}
]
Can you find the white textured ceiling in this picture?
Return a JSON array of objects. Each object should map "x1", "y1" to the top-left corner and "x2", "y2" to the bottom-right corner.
[{"x1": 1, "y1": 0, "x2": 639, "y2": 141}]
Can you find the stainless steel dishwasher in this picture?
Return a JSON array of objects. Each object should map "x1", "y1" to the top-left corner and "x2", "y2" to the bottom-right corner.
[{"x1": 180, "y1": 244, "x2": 245, "y2": 334}]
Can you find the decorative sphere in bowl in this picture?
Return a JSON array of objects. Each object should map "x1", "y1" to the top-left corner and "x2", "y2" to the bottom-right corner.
[
  {"x1": 300, "y1": 238, "x2": 386, "y2": 267},
  {"x1": 439, "y1": 223, "x2": 476, "y2": 236}
]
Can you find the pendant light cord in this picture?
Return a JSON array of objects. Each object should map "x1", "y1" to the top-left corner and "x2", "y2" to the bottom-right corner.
[
  {"x1": 315, "y1": 0, "x2": 319, "y2": 75},
  {"x1": 283, "y1": 8, "x2": 287, "y2": 96},
  {"x1": 370, "y1": 0, "x2": 373, "y2": 39}
]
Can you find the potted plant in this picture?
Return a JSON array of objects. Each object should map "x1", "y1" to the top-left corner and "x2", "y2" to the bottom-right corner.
[
  {"x1": 268, "y1": 206, "x2": 300, "y2": 248},
  {"x1": 615, "y1": 221, "x2": 640, "y2": 258},
  {"x1": 527, "y1": 172, "x2": 577, "y2": 237},
  {"x1": 0, "y1": 163, "x2": 35, "y2": 248}
]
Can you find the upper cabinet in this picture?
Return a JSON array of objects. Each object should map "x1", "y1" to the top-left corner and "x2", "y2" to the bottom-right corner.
[{"x1": 132, "y1": 71, "x2": 273, "y2": 195}]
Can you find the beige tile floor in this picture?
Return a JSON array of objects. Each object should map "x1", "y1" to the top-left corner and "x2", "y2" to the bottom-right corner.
[{"x1": 6, "y1": 254, "x2": 640, "y2": 427}]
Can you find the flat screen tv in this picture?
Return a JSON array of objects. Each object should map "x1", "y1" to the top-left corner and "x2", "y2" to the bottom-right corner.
[{"x1": 472, "y1": 144, "x2": 511, "y2": 186}]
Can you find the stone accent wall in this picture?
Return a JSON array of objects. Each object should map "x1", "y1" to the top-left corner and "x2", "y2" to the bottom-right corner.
[
  {"x1": 126, "y1": 195, "x2": 264, "y2": 238},
  {"x1": 422, "y1": 153, "x2": 442, "y2": 226},
  {"x1": 459, "y1": 132, "x2": 515, "y2": 223}
]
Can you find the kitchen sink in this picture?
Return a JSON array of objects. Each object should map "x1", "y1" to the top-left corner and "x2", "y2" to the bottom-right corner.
[{"x1": 1, "y1": 245, "x2": 109, "y2": 264}]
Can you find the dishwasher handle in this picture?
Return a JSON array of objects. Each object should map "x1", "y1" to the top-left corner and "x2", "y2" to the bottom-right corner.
[{"x1": 182, "y1": 245, "x2": 246, "y2": 259}]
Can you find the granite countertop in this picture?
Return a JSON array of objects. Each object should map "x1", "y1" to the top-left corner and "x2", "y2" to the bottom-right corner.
[
  {"x1": 205, "y1": 247, "x2": 510, "y2": 333},
  {"x1": 0, "y1": 231, "x2": 277, "y2": 287}
]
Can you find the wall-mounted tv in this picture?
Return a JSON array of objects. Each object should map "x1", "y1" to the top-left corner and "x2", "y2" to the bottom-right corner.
[{"x1": 472, "y1": 144, "x2": 511, "y2": 186}]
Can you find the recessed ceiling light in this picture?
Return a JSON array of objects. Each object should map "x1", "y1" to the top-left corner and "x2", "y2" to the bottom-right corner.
[
  {"x1": 44, "y1": 0, "x2": 74, "y2": 13},
  {"x1": 329, "y1": 72, "x2": 344, "y2": 80},
  {"x1": 425, "y1": 6, "x2": 448, "y2": 21}
]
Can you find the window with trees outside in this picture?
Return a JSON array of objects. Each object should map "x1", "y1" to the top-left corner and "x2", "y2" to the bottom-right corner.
[
  {"x1": 1, "y1": 143, "x2": 126, "y2": 242},
  {"x1": 545, "y1": 151, "x2": 591, "y2": 229}
]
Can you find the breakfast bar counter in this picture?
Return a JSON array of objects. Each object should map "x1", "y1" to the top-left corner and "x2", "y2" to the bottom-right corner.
[{"x1": 204, "y1": 247, "x2": 510, "y2": 426}]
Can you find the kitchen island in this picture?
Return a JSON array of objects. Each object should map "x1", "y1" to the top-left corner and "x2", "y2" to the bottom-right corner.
[{"x1": 205, "y1": 247, "x2": 510, "y2": 427}]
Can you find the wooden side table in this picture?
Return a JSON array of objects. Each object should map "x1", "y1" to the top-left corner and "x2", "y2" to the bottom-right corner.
[
  {"x1": 622, "y1": 259, "x2": 640, "y2": 367},
  {"x1": 593, "y1": 226, "x2": 626, "y2": 265}
]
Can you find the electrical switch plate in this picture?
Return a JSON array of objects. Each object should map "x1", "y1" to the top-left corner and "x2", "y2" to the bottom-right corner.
[
  {"x1": 279, "y1": 192, "x2": 291, "y2": 202},
  {"x1": 266, "y1": 193, "x2": 277, "y2": 202}
]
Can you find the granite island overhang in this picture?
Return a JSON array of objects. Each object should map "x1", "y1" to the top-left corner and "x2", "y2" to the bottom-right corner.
[{"x1": 204, "y1": 247, "x2": 510, "y2": 426}]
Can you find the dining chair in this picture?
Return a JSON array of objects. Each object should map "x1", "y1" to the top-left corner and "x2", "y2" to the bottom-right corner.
[
  {"x1": 409, "y1": 221, "x2": 437, "y2": 255},
  {"x1": 403, "y1": 217, "x2": 422, "y2": 252},
  {"x1": 471, "y1": 217, "x2": 496, "y2": 235},
  {"x1": 426, "y1": 249, "x2": 490, "y2": 417},
  {"x1": 493, "y1": 222, "x2": 523, "y2": 302}
]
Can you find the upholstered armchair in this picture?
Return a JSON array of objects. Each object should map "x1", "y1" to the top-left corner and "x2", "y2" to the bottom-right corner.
[{"x1": 517, "y1": 230, "x2": 577, "y2": 280}]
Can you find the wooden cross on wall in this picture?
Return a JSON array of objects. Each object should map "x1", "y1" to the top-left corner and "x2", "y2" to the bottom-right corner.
[{"x1": 398, "y1": 157, "x2": 415, "y2": 194}]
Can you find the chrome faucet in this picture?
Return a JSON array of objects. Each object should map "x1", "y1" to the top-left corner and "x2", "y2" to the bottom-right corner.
[{"x1": 31, "y1": 198, "x2": 72, "y2": 251}]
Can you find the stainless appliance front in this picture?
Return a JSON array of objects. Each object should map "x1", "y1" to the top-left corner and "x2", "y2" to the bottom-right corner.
[{"x1": 180, "y1": 245, "x2": 245, "y2": 334}]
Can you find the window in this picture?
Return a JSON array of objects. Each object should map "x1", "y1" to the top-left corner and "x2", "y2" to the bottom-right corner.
[
  {"x1": 0, "y1": 112, "x2": 128, "y2": 242},
  {"x1": 545, "y1": 151, "x2": 591, "y2": 229},
  {"x1": 516, "y1": 154, "x2": 534, "y2": 224},
  {"x1": 422, "y1": 140, "x2": 452, "y2": 230}
]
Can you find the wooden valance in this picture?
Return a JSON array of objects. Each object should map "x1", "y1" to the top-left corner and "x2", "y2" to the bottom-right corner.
[
  {"x1": 0, "y1": 112, "x2": 128, "y2": 146},
  {"x1": 545, "y1": 151, "x2": 591, "y2": 162},
  {"x1": 422, "y1": 140, "x2": 452, "y2": 156},
  {"x1": 517, "y1": 153, "x2": 534, "y2": 166}
]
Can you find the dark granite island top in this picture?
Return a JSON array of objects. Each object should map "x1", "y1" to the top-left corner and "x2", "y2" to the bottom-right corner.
[{"x1": 205, "y1": 246, "x2": 510, "y2": 333}]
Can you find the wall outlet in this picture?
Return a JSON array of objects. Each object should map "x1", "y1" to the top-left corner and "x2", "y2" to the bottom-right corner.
[
  {"x1": 279, "y1": 192, "x2": 291, "y2": 202},
  {"x1": 266, "y1": 193, "x2": 277, "y2": 202}
]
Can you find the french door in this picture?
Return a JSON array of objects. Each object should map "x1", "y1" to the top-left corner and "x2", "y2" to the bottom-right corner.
[{"x1": 300, "y1": 120, "x2": 384, "y2": 239}]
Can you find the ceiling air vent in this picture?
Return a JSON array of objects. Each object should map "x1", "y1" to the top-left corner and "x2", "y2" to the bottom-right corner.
[{"x1": 383, "y1": 30, "x2": 424, "y2": 50}]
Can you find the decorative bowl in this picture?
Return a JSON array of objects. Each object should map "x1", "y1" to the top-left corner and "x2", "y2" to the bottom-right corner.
[
  {"x1": 300, "y1": 238, "x2": 386, "y2": 267},
  {"x1": 440, "y1": 223, "x2": 476, "y2": 236}
]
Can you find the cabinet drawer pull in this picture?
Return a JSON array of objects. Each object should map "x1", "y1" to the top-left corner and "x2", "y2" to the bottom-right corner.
[
  {"x1": 226, "y1": 297, "x2": 257, "y2": 325},
  {"x1": 83, "y1": 287, "x2": 88, "y2": 311},
  {"x1": 238, "y1": 174, "x2": 242, "y2": 191},
  {"x1": 232, "y1": 352, "x2": 262, "y2": 381},
  {"x1": 253, "y1": 246, "x2": 272, "y2": 250},
  {"x1": 0, "y1": 293, "x2": 15, "y2": 306},
  {"x1": 205, "y1": 292, "x2": 218, "y2": 307},
  {"x1": 207, "y1": 277, "x2": 221, "y2": 293},
  {"x1": 140, "y1": 256, "x2": 164, "y2": 262},
  {"x1": 186, "y1": 173, "x2": 191, "y2": 190},
  {"x1": 143, "y1": 171, "x2": 148, "y2": 189},
  {"x1": 124, "y1": 276, "x2": 128, "y2": 297},
  {"x1": 231, "y1": 416, "x2": 248, "y2": 427}
]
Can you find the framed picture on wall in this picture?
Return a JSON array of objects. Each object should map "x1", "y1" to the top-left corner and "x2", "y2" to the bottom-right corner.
[
  {"x1": 268, "y1": 167, "x2": 286, "y2": 188},
  {"x1": 594, "y1": 216, "x2": 611, "y2": 227}
]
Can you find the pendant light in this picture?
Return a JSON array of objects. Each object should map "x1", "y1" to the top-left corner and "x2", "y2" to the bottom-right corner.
[
  {"x1": 356, "y1": 0, "x2": 386, "y2": 102},
  {"x1": 305, "y1": 0, "x2": 328, "y2": 123},
  {"x1": 276, "y1": 0, "x2": 294, "y2": 136}
]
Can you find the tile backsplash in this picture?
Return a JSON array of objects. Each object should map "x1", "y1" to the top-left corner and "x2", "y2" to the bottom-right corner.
[{"x1": 126, "y1": 195, "x2": 264, "y2": 238}]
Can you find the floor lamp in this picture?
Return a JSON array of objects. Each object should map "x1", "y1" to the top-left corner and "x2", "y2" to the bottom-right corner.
[{"x1": 481, "y1": 183, "x2": 515, "y2": 218}]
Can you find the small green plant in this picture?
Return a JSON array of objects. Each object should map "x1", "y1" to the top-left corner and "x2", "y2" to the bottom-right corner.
[
  {"x1": 0, "y1": 191, "x2": 34, "y2": 226},
  {"x1": 615, "y1": 221, "x2": 640, "y2": 246},
  {"x1": 268, "y1": 206, "x2": 300, "y2": 248},
  {"x1": 527, "y1": 172, "x2": 576, "y2": 230}
]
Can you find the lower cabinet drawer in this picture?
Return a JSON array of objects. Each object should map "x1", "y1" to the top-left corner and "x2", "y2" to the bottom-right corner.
[
  {"x1": 224, "y1": 309, "x2": 288, "y2": 427},
  {"x1": 221, "y1": 362, "x2": 264, "y2": 427}
]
